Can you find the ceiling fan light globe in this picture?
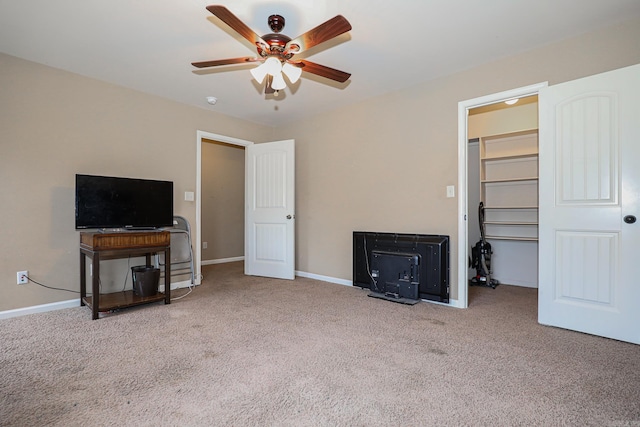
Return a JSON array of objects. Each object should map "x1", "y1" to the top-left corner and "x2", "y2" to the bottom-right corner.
[
  {"x1": 264, "y1": 56, "x2": 282, "y2": 76},
  {"x1": 282, "y1": 62, "x2": 302, "y2": 84},
  {"x1": 250, "y1": 63, "x2": 269, "y2": 84},
  {"x1": 271, "y1": 71, "x2": 287, "y2": 91}
]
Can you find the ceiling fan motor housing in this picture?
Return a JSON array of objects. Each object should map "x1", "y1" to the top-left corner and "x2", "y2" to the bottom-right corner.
[{"x1": 258, "y1": 15, "x2": 297, "y2": 60}]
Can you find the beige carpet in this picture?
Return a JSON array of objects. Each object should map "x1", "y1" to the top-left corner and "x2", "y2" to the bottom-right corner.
[{"x1": 1, "y1": 262, "x2": 639, "y2": 426}]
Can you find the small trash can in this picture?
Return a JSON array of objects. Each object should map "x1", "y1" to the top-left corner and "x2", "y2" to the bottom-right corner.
[{"x1": 131, "y1": 266, "x2": 160, "y2": 297}]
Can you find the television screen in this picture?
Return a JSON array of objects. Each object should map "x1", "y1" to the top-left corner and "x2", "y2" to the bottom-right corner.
[
  {"x1": 75, "y1": 174, "x2": 174, "y2": 230},
  {"x1": 353, "y1": 231, "x2": 450, "y2": 303}
]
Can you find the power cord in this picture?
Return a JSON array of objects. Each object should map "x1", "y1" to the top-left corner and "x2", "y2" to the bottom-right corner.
[
  {"x1": 169, "y1": 273, "x2": 196, "y2": 301},
  {"x1": 24, "y1": 275, "x2": 81, "y2": 294},
  {"x1": 363, "y1": 236, "x2": 378, "y2": 288},
  {"x1": 121, "y1": 256, "x2": 133, "y2": 291},
  {"x1": 171, "y1": 286, "x2": 193, "y2": 301},
  {"x1": 24, "y1": 271, "x2": 195, "y2": 301}
]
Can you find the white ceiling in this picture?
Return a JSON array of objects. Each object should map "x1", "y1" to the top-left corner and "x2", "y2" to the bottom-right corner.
[{"x1": 2, "y1": 0, "x2": 640, "y2": 127}]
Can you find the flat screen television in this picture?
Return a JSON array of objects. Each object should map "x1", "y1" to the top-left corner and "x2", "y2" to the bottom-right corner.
[
  {"x1": 75, "y1": 174, "x2": 174, "y2": 230},
  {"x1": 353, "y1": 231, "x2": 450, "y2": 303}
]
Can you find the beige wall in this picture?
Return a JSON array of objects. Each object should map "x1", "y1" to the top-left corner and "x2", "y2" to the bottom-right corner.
[
  {"x1": 273, "y1": 17, "x2": 640, "y2": 300},
  {"x1": 0, "y1": 53, "x2": 272, "y2": 311},
  {"x1": 2, "y1": 16, "x2": 640, "y2": 312},
  {"x1": 201, "y1": 140, "x2": 245, "y2": 261}
]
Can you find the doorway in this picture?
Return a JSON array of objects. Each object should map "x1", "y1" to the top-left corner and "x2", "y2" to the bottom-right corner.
[
  {"x1": 201, "y1": 139, "x2": 245, "y2": 265},
  {"x1": 196, "y1": 131, "x2": 253, "y2": 284},
  {"x1": 456, "y1": 83, "x2": 547, "y2": 309},
  {"x1": 196, "y1": 132, "x2": 296, "y2": 282},
  {"x1": 468, "y1": 95, "x2": 539, "y2": 293}
]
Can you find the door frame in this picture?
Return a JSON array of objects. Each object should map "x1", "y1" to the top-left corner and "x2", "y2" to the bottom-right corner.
[
  {"x1": 196, "y1": 130, "x2": 254, "y2": 283},
  {"x1": 456, "y1": 82, "x2": 547, "y2": 308}
]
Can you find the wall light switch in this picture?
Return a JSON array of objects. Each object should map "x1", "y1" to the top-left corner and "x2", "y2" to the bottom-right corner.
[
  {"x1": 184, "y1": 191, "x2": 195, "y2": 202},
  {"x1": 446, "y1": 185, "x2": 455, "y2": 198}
]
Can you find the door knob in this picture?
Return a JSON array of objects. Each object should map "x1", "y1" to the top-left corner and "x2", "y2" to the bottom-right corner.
[
  {"x1": 286, "y1": 215, "x2": 292, "y2": 220},
  {"x1": 624, "y1": 215, "x2": 636, "y2": 224}
]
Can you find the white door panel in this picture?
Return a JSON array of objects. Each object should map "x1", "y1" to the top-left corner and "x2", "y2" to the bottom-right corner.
[
  {"x1": 245, "y1": 140, "x2": 295, "y2": 280},
  {"x1": 539, "y1": 63, "x2": 640, "y2": 344}
]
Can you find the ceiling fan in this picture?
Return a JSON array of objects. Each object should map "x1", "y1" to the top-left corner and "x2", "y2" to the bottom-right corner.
[{"x1": 192, "y1": 5, "x2": 352, "y2": 95}]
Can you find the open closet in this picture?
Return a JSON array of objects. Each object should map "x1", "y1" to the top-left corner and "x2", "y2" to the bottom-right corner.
[{"x1": 467, "y1": 96, "x2": 539, "y2": 288}]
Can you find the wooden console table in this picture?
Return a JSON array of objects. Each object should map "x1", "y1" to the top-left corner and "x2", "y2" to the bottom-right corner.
[{"x1": 79, "y1": 231, "x2": 171, "y2": 320}]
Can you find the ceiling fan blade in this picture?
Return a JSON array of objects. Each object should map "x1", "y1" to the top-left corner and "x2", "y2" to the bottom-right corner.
[
  {"x1": 296, "y1": 60, "x2": 351, "y2": 83},
  {"x1": 284, "y1": 15, "x2": 352, "y2": 55},
  {"x1": 191, "y1": 57, "x2": 260, "y2": 68},
  {"x1": 206, "y1": 5, "x2": 268, "y2": 49}
]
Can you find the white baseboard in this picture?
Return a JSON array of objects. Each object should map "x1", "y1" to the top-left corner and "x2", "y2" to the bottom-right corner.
[
  {"x1": 0, "y1": 299, "x2": 79, "y2": 320},
  {"x1": 1, "y1": 279, "x2": 196, "y2": 320},
  {"x1": 438, "y1": 298, "x2": 462, "y2": 308},
  {"x1": 503, "y1": 282, "x2": 538, "y2": 289},
  {"x1": 295, "y1": 270, "x2": 352, "y2": 287},
  {"x1": 202, "y1": 256, "x2": 244, "y2": 266},
  {"x1": 234, "y1": 264, "x2": 459, "y2": 310},
  {"x1": 295, "y1": 270, "x2": 461, "y2": 308},
  {"x1": 1, "y1": 267, "x2": 459, "y2": 320}
]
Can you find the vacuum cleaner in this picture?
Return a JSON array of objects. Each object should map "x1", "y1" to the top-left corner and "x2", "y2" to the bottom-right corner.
[{"x1": 470, "y1": 201, "x2": 499, "y2": 288}]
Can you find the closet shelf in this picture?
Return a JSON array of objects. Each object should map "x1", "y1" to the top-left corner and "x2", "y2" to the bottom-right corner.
[
  {"x1": 481, "y1": 152, "x2": 538, "y2": 161},
  {"x1": 479, "y1": 129, "x2": 539, "y2": 244},
  {"x1": 483, "y1": 206, "x2": 538, "y2": 210},
  {"x1": 484, "y1": 221, "x2": 538, "y2": 226},
  {"x1": 486, "y1": 235, "x2": 538, "y2": 241},
  {"x1": 481, "y1": 176, "x2": 538, "y2": 184}
]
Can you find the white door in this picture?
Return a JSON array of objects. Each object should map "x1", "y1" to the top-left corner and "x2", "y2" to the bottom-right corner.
[
  {"x1": 538, "y1": 64, "x2": 640, "y2": 344},
  {"x1": 245, "y1": 139, "x2": 295, "y2": 280}
]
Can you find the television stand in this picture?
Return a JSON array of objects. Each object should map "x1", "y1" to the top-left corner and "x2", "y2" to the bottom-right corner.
[{"x1": 79, "y1": 231, "x2": 171, "y2": 320}]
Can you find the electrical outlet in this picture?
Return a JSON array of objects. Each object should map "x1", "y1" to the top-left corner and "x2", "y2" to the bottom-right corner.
[
  {"x1": 202, "y1": 242, "x2": 208, "y2": 249},
  {"x1": 17, "y1": 271, "x2": 28, "y2": 285}
]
